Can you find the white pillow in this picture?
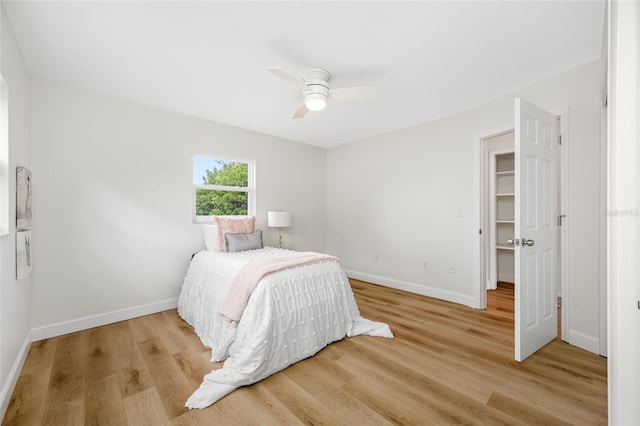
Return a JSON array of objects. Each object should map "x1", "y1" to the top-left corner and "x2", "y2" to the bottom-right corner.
[{"x1": 203, "y1": 225, "x2": 220, "y2": 251}]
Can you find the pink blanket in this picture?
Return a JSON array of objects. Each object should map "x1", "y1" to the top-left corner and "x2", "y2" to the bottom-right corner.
[{"x1": 219, "y1": 252, "x2": 342, "y2": 323}]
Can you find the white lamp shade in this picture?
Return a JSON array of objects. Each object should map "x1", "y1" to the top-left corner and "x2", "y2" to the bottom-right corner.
[{"x1": 268, "y1": 211, "x2": 292, "y2": 227}]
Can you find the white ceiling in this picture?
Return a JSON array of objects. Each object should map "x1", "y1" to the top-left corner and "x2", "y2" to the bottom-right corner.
[{"x1": 3, "y1": 1, "x2": 605, "y2": 148}]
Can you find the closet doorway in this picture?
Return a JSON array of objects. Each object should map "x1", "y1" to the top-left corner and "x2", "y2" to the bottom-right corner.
[
  {"x1": 482, "y1": 133, "x2": 518, "y2": 337},
  {"x1": 481, "y1": 131, "x2": 515, "y2": 294}
]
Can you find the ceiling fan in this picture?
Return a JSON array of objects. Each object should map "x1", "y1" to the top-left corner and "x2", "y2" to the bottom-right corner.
[{"x1": 267, "y1": 67, "x2": 377, "y2": 119}]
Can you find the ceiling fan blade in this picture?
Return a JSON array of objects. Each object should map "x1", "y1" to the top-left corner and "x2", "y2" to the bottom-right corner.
[
  {"x1": 292, "y1": 104, "x2": 309, "y2": 119},
  {"x1": 267, "y1": 67, "x2": 305, "y2": 90},
  {"x1": 328, "y1": 87, "x2": 377, "y2": 100}
]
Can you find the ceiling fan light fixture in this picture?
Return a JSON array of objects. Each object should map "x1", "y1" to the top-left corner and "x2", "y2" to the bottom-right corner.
[
  {"x1": 268, "y1": 67, "x2": 376, "y2": 119},
  {"x1": 304, "y1": 92, "x2": 327, "y2": 111}
]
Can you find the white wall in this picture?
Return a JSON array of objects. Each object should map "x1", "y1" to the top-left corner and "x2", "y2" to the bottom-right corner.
[
  {"x1": 0, "y1": 4, "x2": 32, "y2": 418},
  {"x1": 29, "y1": 81, "x2": 326, "y2": 334},
  {"x1": 607, "y1": 0, "x2": 639, "y2": 423},
  {"x1": 327, "y1": 59, "x2": 604, "y2": 352}
]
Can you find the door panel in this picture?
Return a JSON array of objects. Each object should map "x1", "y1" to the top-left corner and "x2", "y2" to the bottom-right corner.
[
  {"x1": 524, "y1": 252, "x2": 537, "y2": 326},
  {"x1": 515, "y1": 98, "x2": 559, "y2": 361},
  {"x1": 524, "y1": 155, "x2": 537, "y2": 228}
]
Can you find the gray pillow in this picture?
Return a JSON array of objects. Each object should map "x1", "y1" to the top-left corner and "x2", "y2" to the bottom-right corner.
[{"x1": 225, "y1": 230, "x2": 263, "y2": 253}]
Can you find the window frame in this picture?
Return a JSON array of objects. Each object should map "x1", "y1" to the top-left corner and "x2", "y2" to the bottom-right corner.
[{"x1": 192, "y1": 152, "x2": 256, "y2": 223}]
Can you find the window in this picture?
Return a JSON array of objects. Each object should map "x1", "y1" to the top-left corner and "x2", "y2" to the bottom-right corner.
[{"x1": 193, "y1": 153, "x2": 255, "y2": 222}]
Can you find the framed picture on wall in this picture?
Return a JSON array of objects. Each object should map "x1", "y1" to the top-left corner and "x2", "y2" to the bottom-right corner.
[
  {"x1": 16, "y1": 230, "x2": 31, "y2": 279},
  {"x1": 16, "y1": 165, "x2": 32, "y2": 230}
]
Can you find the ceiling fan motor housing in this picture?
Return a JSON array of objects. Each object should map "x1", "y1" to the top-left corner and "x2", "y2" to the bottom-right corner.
[{"x1": 303, "y1": 69, "x2": 330, "y2": 110}]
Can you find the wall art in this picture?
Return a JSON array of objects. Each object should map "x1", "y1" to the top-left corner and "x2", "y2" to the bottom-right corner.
[
  {"x1": 16, "y1": 230, "x2": 31, "y2": 279},
  {"x1": 16, "y1": 165, "x2": 32, "y2": 230}
]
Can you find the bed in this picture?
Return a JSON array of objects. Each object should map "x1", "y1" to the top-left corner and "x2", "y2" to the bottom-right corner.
[{"x1": 177, "y1": 221, "x2": 392, "y2": 409}]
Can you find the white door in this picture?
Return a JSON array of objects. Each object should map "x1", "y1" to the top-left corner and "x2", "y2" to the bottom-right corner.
[{"x1": 513, "y1": 98, "x2": 559, "y2": 362}]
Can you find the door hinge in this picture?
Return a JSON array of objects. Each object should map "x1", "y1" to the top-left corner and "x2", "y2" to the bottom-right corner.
[
  {"x1": 558, "y1": 296, "x2": 562, "y2": 308},
  {"x1": 557, "y1": 135, "x2": 562, "y2": 145},
  {"x1": 557, "y1": 214, "x2": 566, "y2": 226}
]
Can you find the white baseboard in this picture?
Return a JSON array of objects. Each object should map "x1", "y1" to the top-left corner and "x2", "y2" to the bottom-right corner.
[
  {"x1": 31, "y1": 298, "x2": 178, "y2": 342},
  {"x1": 345, "y1": 269, "x2": 476, "y2": 308},
  {"x1": 0, "y1": 331, "x2": 31, "y2": 421},
  {"x1": 567, "y1": 329, "x2": 600, "y2": 355}
]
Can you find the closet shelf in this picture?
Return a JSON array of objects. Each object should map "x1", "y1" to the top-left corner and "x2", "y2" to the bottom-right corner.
[
  {"x1": 496, "y1": 192, "x2": 515, "y2": 197},
  {"x1": 497, "y1": 245, "x2": 515, "y2": 251},
  {"x1": 496, "y1": 170, "x2": 515, "y2": 176},
  {"x1": 496, "y1": 219, "x2": 514, "y2": 224}
]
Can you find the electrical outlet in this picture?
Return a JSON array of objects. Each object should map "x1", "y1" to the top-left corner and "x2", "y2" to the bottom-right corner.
[
  {"x1": 422, "y1": 260, "x2": 428, "y2": 269},
  {"x1": 374, "y1": 254, "x2": 379, "y2": 262},
  {"x1": 456, "y1": 208, "x2": 463, "y2": 217},
  {"x1": 449, "y1": 264, "x2": 456, "y2": 273}
]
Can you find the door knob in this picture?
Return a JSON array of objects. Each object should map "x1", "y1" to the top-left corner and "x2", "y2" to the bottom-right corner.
[
  {"x1": 507, "y1": 238, "x2": 520, "y2": 246},
  {"x1": 522, "y1": 238, "x2": 535, "y2": 247}
]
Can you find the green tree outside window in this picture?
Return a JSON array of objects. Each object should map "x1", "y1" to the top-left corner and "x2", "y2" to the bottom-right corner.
[{"x1": 194, "y1": 158, "x2": 250, "y2": 216}]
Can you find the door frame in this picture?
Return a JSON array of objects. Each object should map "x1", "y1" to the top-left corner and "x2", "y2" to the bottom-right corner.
[{"x1": 473, "y1": 107, "x2": 569, "y2": 344}]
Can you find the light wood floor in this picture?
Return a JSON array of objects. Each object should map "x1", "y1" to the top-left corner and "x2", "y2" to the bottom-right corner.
[{"x1": 3, "y1": 280, "x2": 607, "y2": 425}]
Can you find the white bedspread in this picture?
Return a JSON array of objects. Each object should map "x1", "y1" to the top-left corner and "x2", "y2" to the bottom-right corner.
[{"x1": 177, "y1": 247, "x2": 393, "y2": 409}]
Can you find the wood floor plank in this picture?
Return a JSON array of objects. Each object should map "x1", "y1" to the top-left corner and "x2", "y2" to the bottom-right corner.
[
  {"x1": 84, "y1": 326, "x2": 117, "y2": 386},
  {"x1": 260, "y1": 372, "x2": 342, "y2": 424},
  {"x1": 40, "y1": 398, "x2": 84, "y2": 426},
  {"x1": 201, "y1": 384, "x2": 294, "y2": 425},
  {"x1": 39, "y1": 332, "x2": 86, "y2": 426},
  {"x1": 108, "y1": 321, "x2": 155, "y2": 398},
  {"x1": 487, "y1": 392, "x2": 573, "y2": 426},
  {"x1": 159, "y1": 310, "x2": 205, "y2": 354},
  {"x1": 168, "y1": 407, "x2": 231, "y2": 426},
  {"x1": 352, "y1": 333, "x2": 494, "y2": 404},
  {"x1": 336, "y1": 338, "x2": 522, "y2": 426},
  {"x1": 341, "y1": 375, "x2": 453, "y2": 425},
  {"x1": 233, "y1": 383, "x2": 305, "y2": 425},
  {"x1": 280, "y1": 348, "x2": 354, "y2": 396},
  {"x1": 2, "y1": 369, "x2": 51, "y2": 426},
  {"x1": 127, "y1": 314, "x2": 162, "y2": 343},
  {"x1": 534, "y1": 342, "x2": 607, "y2": 377},
  {"x1": 315, "y1": 386, "x2": 394, "y2": 426},
  {"x1": 136, "y1": 337, "x2": 192, "y2": 420},
  {"x1": 507, "y1": 356, "x2": 603, "y2": 394},
  {"x1": 84, "y1": 375, "x2": 127, "y2": 425},
  {"x1": 3, "y1": 279, "x2": 607, "y2": 425},
  {"x1": 441, "y1": 344, "x2": 606, "y2": 424},
  {"x1": 172, "y1": 348, "x2": 215, "y2": 389},
  {"x1": 123, "y1": 387, "x2": 171, "y2": 426},
  {"x1": 19, "y1": 338, "x2": 58, "y2": 377}
]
